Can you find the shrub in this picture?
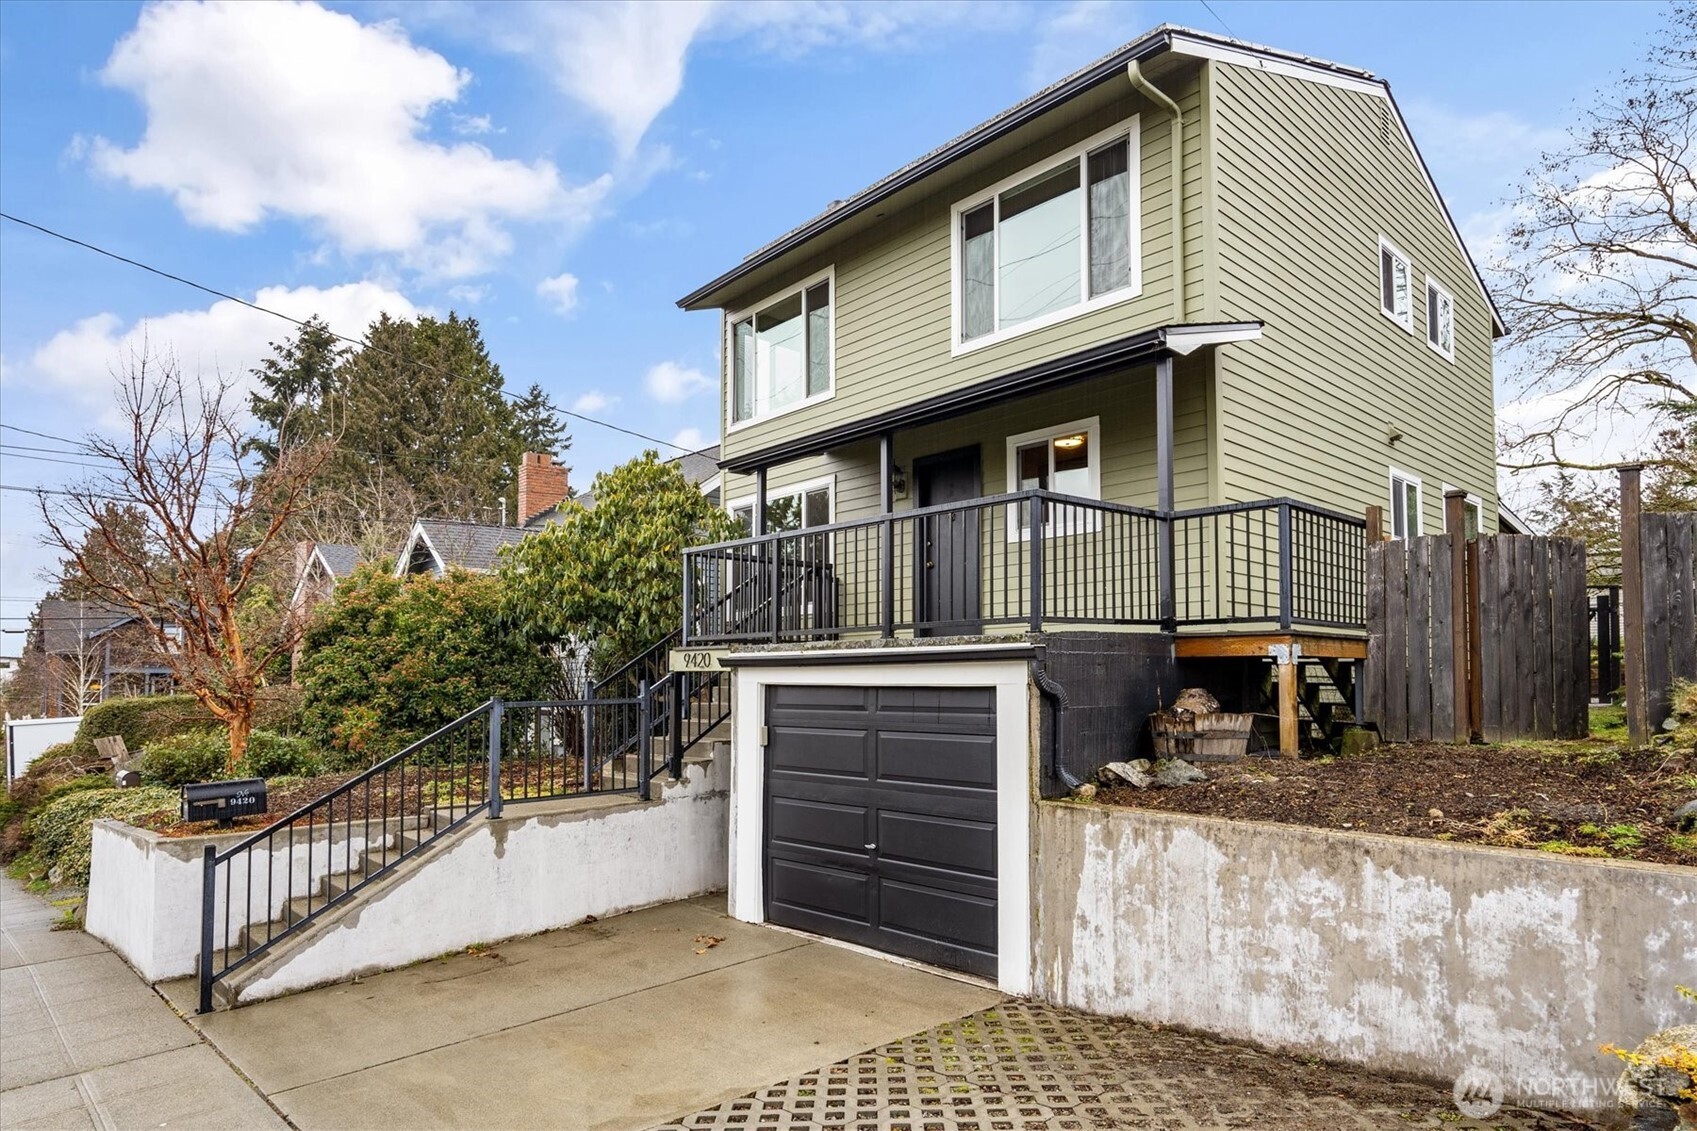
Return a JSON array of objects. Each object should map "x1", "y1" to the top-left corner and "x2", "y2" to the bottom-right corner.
[
  {"x1": 299, "y1": 567, "x2": 557, "y2": 765},
  {"x1": 254, "y1": 685, "x2": 305, "y2": 735},
  {"x1": 71, "y1": 694, "x2": 214, "y2": 760},
  {"x1": 236, "y1": 731, "x2": 322, "y2": 779},
  {"x1": 139, "y1": 731, "x2": 225, "y2": 787},
  {"x1": 0, "y1": 745, "x2": 104, "y2": 863},
  {"x1": 27, "y1": 786, "x2": 177, "y2": 886}
]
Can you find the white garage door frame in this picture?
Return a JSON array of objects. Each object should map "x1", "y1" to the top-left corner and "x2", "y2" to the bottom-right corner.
[{"x1": 727, "y1": 655, "x2": 1033, "y2": 996}]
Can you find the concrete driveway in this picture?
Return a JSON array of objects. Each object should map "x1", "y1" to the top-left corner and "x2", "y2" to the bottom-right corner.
[{"x1": 161, "y1": 895, "x2": 1003, "y2": 1131}]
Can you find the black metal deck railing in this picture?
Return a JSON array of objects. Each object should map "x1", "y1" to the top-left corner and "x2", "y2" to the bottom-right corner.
[{"x1": 682, "y1": 489, "x2": 1366, "y2": 644}]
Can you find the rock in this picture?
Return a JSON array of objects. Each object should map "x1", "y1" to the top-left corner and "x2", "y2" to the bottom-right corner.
[
  {"x1": 1673, "y1": 799, "x2": 1697, "y2": 833},
  {"x1": 1152, "y1": 758, "x2": 1207, "y2": 787},
  {"x1": 1172, "y1": 688, "x2": 1220, "y2": 716},
  {"x1": 1098, "y1": 761, "x2": 1154, "y2": 789},
  {"x1": 1616, "y1": 1024, "x2": 1697, "y2": 1127},
  {"x1": 1339, "y1": 727, "x2": 1381, "y2": 758},
  {"x1": 1428, "y1": 808, "x2": 1444, "y2": 819}
]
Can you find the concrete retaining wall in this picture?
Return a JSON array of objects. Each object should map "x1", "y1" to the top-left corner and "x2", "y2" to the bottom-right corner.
[
  {"x1": 87, "y1": 756, "x2": 729, "y2": 992},
  {"x1": 1033, "y1": 801, "x2": 1697, "y2": 1114}
]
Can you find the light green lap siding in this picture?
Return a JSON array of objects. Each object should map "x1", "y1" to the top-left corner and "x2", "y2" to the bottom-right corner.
[
  {"x1": 720, "y1": 65, "x2": 1208, "y2": 462},
  {"x1": 1209, "y1": 63, "x2": 1498, "y2": 532}
]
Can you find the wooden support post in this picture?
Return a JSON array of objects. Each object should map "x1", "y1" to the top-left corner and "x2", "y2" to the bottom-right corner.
[
  {"x1": 1444, "y1": 490, "x2": 1471, "y2": 742},
  {"x1": 1277, "y1": 652, "x2": 1300, "y2": 758},
  {"x1": 1365, "y1": 505, "x2": 1385, "y2": 545},
  {"x1": 1620, "y1": 465, "x2": 1647, "y2": 744}
]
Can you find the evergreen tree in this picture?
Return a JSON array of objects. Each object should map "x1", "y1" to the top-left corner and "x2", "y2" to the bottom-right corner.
[{"x1": 247, "y1": 316, "x2": 345, "y2": 467}]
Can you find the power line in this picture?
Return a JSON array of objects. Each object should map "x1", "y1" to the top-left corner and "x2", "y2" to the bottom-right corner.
[
  {"x1": 1, "y1": 212, "x2": 711, "y2": 457},
  {"x1": 1198, "y1": 0, "x2": 1237, "y2": 39}
]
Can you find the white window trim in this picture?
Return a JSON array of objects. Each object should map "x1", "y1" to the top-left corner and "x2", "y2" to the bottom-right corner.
[
  {"x1": 949, "y1": 117, "x2": 1142, "y2": 357},
  {"x1": 1378, "y1": 236, "x2": 1414, "y2": 333},
  {"x1": 1424, "y1": 275, "x2": 1455, "y2": 361},
  {"x1": 1440, "y1": 483, "x2": 1483, "y2": 533},
  {"x1": 726, "y1": 474, "x2": 837, "y2": 532},
  {"x1": 724, "y1": 265, "x2": 836, "y2": 434},
  {"x1": 1388, "y1": 467, "x2": 1422, "y2": 539},
  {"x1": 1004, "y1": 416, "x2": 1103, "y2": 541}
]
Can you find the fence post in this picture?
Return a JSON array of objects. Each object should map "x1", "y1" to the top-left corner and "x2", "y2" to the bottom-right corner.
[
  {"x1": 1364, "y1": 504, "x2": 1385, "y2": 545},
  {"x1": 768, "y1": 540, "x2": 782, "y2": 644},
  {"x1": 1028, "y1": 494, "x2": 1045, "y2": 632},
  {"x1": 1444, "y1": 490, "x2": 1471, "y2": 742},
  {"x1": 681, "y1": 554, "x2": 694, "y2": 646},
  {"x1": 637, "y1": 680, "x2": 652, "y2": 801},
  {"x1": 880, "y1": 518, "x2": 895, "y2": 638},
  {"x1": 486, "y1": 698, "x2": 504, "y2": 820},
  {"x1": 670, "y1": 675, "x2": 685, "y2": 780},
  {"x1": 1620, "y1": 465, "x2": 1648, "y2": 744},
  {"x1": 1276, "y1": 502, "x2": 1293, "y2": 631},
  {"x1": 1466, "y1": 539, "x2": 1484, "y2": 741},
  {"x1": 198, "y1": 845, "x2": 215, "y2": 1014}
]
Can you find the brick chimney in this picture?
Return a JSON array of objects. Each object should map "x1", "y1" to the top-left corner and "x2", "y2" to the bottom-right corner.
[{"x1": 517, "y1": 451, "x2": 570, "y2": 524}]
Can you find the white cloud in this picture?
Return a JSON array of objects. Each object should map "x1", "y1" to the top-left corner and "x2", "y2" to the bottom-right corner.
[
  {"x1": 87, "y1": 1, "x2": 608, "y2": 277},
  {"x1": 24, "y1": 281, "x2": 418, "y2": 428},
  {"x1": 643, "y1": 360, "x2": 713, "y2": 403},
  {"x1": 671, "y1": 426, "x2": 708, "y2": 450},
  {"x1": 571, "y1": 389, "x2": 617, "y2": 414},
  {"x1": 447, "y1": 283, "x2": 490, "y2": 305},
  {"x1": 1024, "y1": 0, "x2": 1141, "y2": 91},
  {"x1": 536, "y1": 272, "x2": 581, "y2": 316}
]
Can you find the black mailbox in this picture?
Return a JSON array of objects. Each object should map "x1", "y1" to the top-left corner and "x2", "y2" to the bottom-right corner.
[{"x1": 182, "y1": 779, "x2": 268, "y2": 826}]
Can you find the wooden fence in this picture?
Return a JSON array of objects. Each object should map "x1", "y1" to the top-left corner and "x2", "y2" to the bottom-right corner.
[
  {"x1": 1622, "y1": 467, "x2": 1696, "y2": 741},
  {"x1": 1364, "y1": 526, "x2": 1589, "y2": 743}
]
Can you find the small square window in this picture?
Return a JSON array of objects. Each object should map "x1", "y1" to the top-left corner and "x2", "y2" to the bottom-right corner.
[{"x1": 1380, "y1": 238, "x2": 1412, "y2": 331}]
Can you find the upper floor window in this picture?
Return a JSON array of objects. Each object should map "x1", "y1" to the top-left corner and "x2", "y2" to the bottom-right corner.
[
  {"x1": 954, "y1": 119, "x2": 1140, "y2": 353},
  {"x1": 1389, "y1": 468, "x2": 1421, "y2": 538},
  {"x1": 1426, "y1": 277, "x2": 1455, "y2": 360},
  {"x1": 1379, "y1": 237, "x2": 1412, "y2": 331},
  {"x1": 730, "y1": 270, "x2": 833, "y2": 426}
]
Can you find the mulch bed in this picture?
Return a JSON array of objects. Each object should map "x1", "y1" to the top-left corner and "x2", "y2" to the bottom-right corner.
[
  {"x1": 130, "y1": 757, "x2": 615, "y2": 838},
  {"x1": 1099, "y1": 741, "x2": 1697, "y2": 866}
]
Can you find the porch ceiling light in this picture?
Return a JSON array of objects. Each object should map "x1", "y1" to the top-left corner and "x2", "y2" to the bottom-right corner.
[{"x1": 1053, "y1": 434, "x2": 1086, "y2": 450}]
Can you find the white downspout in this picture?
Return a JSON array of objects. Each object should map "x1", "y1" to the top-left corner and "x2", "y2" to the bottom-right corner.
[{"x1": 1127, "y1": 61, "x2": 1185, "y2": 323}]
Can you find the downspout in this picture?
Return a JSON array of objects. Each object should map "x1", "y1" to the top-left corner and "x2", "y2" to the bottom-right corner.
[
  {"x1": 1127, "y1": 61, "x2": 1185, "y2": 322},
  {"x1": 1031, "y1": 657, "x2": 1083, "y2": 792}
]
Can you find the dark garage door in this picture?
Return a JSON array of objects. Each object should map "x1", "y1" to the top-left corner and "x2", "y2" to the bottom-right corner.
[{"x1": 763, "y1": 685, "x2": 997, "y2": 978}]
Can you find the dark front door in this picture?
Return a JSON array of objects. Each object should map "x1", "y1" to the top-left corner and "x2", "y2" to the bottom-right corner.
[
  {"x1": 914, "y1": 446, "x2": 982, "y2": 635},
  {"x1": 762, "y1": 685, "x2": 998, "y2": 978}
]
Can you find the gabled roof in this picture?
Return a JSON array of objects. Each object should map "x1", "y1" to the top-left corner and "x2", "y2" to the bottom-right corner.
[
  {"x1": 36, "y1": 599, "x2": 146, "y2": 656},
  {"x1": 677, "y1": 25, "x2": 1503, "y2": 336},
  {"x1": 396, "y1": 519, "x2": 530, "y2": 577},
  {"x1": 313, "y1": 543, "x2": 361, "y2": 579}
]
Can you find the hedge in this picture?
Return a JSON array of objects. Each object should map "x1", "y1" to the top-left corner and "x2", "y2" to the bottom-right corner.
[{"x1": 70, "y1": 694, "x2": 214, "y2": 759}]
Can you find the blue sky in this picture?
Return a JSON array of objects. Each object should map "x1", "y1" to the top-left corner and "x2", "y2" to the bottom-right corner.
[{"x1": 0, "y1": 0, "x2": 1668, "y2": 642}]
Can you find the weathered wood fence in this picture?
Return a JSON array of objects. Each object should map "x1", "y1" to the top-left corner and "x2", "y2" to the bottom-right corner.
[
  {"x1": 1621, "y1": 467, "x2": 1696, "y2": 742},
  {"x1": 1364, "y1": 522, "x2": 1589, "y2": 743}
]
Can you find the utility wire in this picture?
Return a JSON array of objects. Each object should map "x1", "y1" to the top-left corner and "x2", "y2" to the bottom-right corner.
[
  {"x1": 1198, "y1": 0, "x2": 1237, "y2": 39},
  {"x1": 1, "y1": 212, "x2": 711, "y2": 457}
]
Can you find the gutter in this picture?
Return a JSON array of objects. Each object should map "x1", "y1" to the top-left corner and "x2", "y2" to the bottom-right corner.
[
  {"x1": 1031, "y1": 656, "x2": 1083, "y2": 792},
  {"x1": 1126, "y1": 61, "x2": 1185, "y2": 322}
]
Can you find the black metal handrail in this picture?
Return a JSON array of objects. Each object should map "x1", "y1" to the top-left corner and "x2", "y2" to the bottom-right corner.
[
  {"x1": 682, "y1": 489, "x2": 1367, "y2": 643},
  {"x1": 198, "y1": 692, "x2": 651, "y2": 1013},
  {"x1": 590, "y1": 631, "x2": 678, "y2": 700}
]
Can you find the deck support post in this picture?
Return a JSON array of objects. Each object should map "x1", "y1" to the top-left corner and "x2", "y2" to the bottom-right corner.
[
  {"x1": 1155, "y1": 354, "x2": 1176, "y2": 631},
  {"x1": 879, "y1": 433, "x2": 895, "y2": 638},
  {"x1": 1272, "y1": 644, "x2": 1300, "y2": 758}
]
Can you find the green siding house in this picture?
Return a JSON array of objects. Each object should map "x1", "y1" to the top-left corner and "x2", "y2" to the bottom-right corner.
[{"x1": 681, "y1": 26, "x2": 1502, "y2": 989}]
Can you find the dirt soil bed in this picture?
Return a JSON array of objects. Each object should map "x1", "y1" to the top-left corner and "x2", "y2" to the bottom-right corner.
[{"x1": 1100, "y1": 741, "x2": 1697, "y2": 866}]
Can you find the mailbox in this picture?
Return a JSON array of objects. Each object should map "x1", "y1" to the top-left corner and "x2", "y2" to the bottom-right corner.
[{"x1": 182, "y1": 779, "x2": 268, "y2": 826}]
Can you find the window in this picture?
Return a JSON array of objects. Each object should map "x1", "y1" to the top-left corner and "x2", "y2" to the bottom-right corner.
[
  {"x1": 1005, "y1": 418, "x2": 1102, "y2": 538},
  {"x1": 955, "y1": 120, "x2": 1140, "y2": 350},
  {"x1": 730, "y1": 480, "x2": 833, "y2": 535},
  {"x1": 1441, "y1": 485, "x2": 1482, "y2": 540},
  {"x1": 729, "y1": 271, "x2": 833, "y2": 426},
  {"x1": 1379, "y1": 238, "x2": 1412, "y2": 330},
  {"x1": 1426, "y1": 277, "x2": 1455, "y2": 359},
  {"x1": 1389, "y1": 468, "x2": 1422, "y2": 538}
]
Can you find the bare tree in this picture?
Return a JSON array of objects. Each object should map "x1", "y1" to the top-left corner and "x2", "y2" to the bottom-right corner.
[
  {"x1": 39, "y1": 352, "x2": 331, "y2": 771},
  {"x1": 1495, "y1": 1, "x2": 1696, "y2": 495}
]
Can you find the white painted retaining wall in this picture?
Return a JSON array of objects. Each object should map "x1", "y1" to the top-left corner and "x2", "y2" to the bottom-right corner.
[
  {"x1": 87, "y1": 755, "x2": 729, "y2": 996},
  {"x1": 1033, "y1": 802, "x2": 1697, "y2": 1114}
]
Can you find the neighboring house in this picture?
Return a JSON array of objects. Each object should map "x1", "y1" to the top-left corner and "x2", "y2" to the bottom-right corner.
[
  {"x1": 674, "y1": 27, "x2": 1503, "y2": 991},
  {"x1": 34, "y1": 599, "x2": 176, "y2": 715},
  {"x1": 290, "y1": 542, "x2": 362, "y2": 611}
]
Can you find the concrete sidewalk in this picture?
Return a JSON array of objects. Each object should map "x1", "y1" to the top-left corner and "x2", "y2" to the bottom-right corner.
[
  {"x1": 161, "y1": 895, "x2": 1003, "y2": 1130},
  {"x1": 0, "y1": 875, "x2": 285, "y2": 1131}
]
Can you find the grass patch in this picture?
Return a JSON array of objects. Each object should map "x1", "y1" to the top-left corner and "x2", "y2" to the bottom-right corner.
[{"x1": 1590, "y1": 704, "x2": 1628, "y2": 741}]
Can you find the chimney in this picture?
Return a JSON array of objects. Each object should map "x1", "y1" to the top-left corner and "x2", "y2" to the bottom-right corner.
[{"x1": 517, "y1": 452, "x2": 570, "y2": 524}]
